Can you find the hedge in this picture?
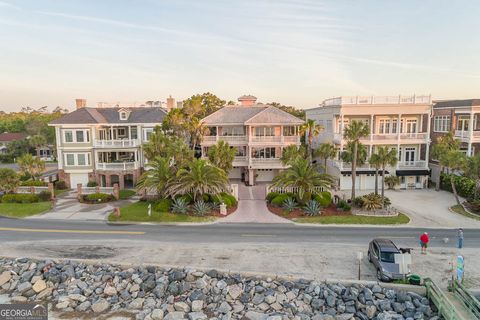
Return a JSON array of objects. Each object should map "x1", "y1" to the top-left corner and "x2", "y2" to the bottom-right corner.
[
  {"x1": 440, "y1": 173, "x2": 477, "y2": 200},
  {"x1": 2, "y1": 194, "x2": 39, "y2": 203},
  {"x1": 313, "y1": 191, "x2": 332, "y2": 207},
  {"x1": 266, "y1": 192, "x2": 280, "y2": 203},
  {"x1": 55, "y1": 181, "x2": 68, "y2": 190},
  {"x1": 20, "y1": 180, "x2": 46, "y2": 187},
  {"x1": 216, "y1": 193, "x2": 237, "y2": 207},
  {"x1": 271, "y1": 194, "x2": 291, "y2": 207},
  {"x1": 83, "y1": 193, "x2": 112, "y2": 203},
  {"x1": 154, "y1": 199, "x2": 172, "y2": 212}
]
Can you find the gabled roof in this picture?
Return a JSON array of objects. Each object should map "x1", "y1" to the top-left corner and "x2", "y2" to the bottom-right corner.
[
  {"x1": 50, "y1": 107, "x2": 167, "y2": 125},
  {"x1": 434, "y1": 99, "x2": 480, "y2": 108},
  {"x1": 202, "y1": 104, "x2": 304, "y2": 125},
  {"x1": 0, "y1": 132, "x2": 27, "y2": 142}
]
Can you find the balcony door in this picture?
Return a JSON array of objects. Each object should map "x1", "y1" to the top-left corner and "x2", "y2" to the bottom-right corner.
[
  {"x1": 404, "y1": 147, "x2": 416, "y2": 165},
  {"x1": 457, "y1": 116, "x2": 469, "y2": 133},
  {"x1": 405, "y1": 120, "x2": 417, "y2": 134}
]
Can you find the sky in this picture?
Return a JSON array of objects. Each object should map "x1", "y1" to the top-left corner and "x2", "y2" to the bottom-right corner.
[{"x1": 0, "y1": 0, "x2": 480, "y2": 111}]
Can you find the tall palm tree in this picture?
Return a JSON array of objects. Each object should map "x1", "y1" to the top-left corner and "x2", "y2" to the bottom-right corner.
[
  {"x1": 17, "y1": 153, "x2": 45, "y2": 180},
  {"x1": 343, "y1": 120, "x2": 370, "y2": 200},
  {"x1": 136, "y1": 157, "x2": 173, "y2": 198},
  {"x1": 280, "y1": 145, "x2": 307, "y2": 166},
  {"x1": 369, "y1": 153, "x2": 381, "y2": 195},
  {"x1": 207, "y1": 140, "x2": 236, "y2": 174},
  {"x1": 188, "y1": 118, "x2": 210, "y2": 151},
  {"x1": 300, "y1": 119, "x2": 322, "y2": 162},
  {"x1": 271, "y1": 158, "x2": 333, "y2": 204},
  {"x1": 431, "y1": 133, "x2": 460, "y2": 191},
  {"x1": 315, "y1": 143, "x2": 337, "y2": 174},
  {"x1": 373, "y1": 146, "x2": 398, "y2": 207},
  {"x1": 439, "y1": 149, "x2": 467, "y2": 205},
  {"x1": 29, "y1": 135, "x2": 47, "y2": 157},
  {"x1": 166, "y1": 159, "x2": 229, "y2": 201}
]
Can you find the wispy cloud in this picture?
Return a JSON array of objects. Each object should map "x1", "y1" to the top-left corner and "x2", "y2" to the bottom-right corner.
[{"x1": 0, "y1": 1, "x2": 21, "y2": 10}]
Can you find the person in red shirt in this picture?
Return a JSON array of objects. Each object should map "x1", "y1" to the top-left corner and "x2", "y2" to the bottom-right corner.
[{"x1": 420, "y1": 232, "x2": 429, "y2": 254}]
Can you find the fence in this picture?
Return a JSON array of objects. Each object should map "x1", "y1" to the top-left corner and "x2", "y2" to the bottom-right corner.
[
  {"x1": 266, "y1": 185, "x2": 324, "y2": 194},
  {"x1": 425, "y1": 278, "x2": 459, "y2": 320},
  {"x1": 16, "y1": 186, "x2": 50, "y2": 194},
  {"x1": 450, "y1": 279, "x2": 480, "y2": 319}
]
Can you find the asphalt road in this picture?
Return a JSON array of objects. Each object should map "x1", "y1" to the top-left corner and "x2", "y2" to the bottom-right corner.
[{"x1": 1, "y1": 216, "x2": 479, "y2": 248}]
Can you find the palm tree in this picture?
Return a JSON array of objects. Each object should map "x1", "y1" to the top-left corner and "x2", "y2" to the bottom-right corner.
[
  {"x1": 342, "y1": 120, "x2": 370, "y2": 200},
  {"x1": 441, "y1": 150, "x2": 467, "y2": 205},
  {"x1": 29, "y1": 135, "x2": 47, "y2": 157},
  {"x1": 143, "y1": 126, "x2": 194, "y2": 166},
  {"x1": 166, "y1": 159, "x2": 229, "y2": 201},
  {"x1": 431, "y1": 133, "x2": 461, "y2": 191},
  {"x1": 271, "y1": 158, "x2": 333, "y2": 204},
  {"x1": 136, "y1": 157, "x2": 173, "y2": 198},
  {"x1": 373, "y1": 146, "x2": 398, "y2": 207},
  {"x1": 369, "y1": 153, "x2": 381, "y2": 195},
  {"x1": 280, "y1": 145, "x2": 307, "y2": 166},
  {"x1": 207, "y1": 140, "x2": 236, "y2": 174},
  {"x1": 464, "y1": 153, "x2": 480, "y2": 199},
  {"x1": 17, "y1": 153, "x2": 45, "y2": 180},
  {"x1": 188, "y1": 118, "x2": 209, "y2": 151},
  {"x1": 315, "y1": 143, "x2": 337, "y2": 174},
  {"x1": 300, "y1": 119, "x2": 322, "y2": 162}
]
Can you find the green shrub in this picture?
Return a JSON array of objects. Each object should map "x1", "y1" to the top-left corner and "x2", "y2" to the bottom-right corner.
[
  {"x1": 352, "y1": 196, "x2": 364, "y2": 208},
  {"x1": 38, "y1": 190, "x2": 52, "y2": 201},
  {"x1": 175, "y1": 194, "x2": 193, "y2": 204},
  {"x1": 303, "y1": 200, "x2": 322, "y2": 216},
  {"x1": 84, "y1": 193, "x2": 112, "y2": 203},
  {"x1": 337, "y1": 200, "x2": 351, "y2": 211},
  {"x1": 154, "y1": 199, "x2": 172, "y2": 212},
  {"x1": 283, "y1": 198, "x2": 298, "y2": 213},
  {"x1": 172, "y1": 198, "x2": 189, "y2": 214},
  {"x1": 271, "y1": 194, "x2": 291, "y2": 207},
  {"x1": 55, "y1": 180, "x2": 68, "y2": 190},
  {"x1": 87, "y1": 181, "x2": 98, "y2": 187},
  {"x1": 192, "y1": 200, "x2": 211, "y2": 216},
  {"x1": 441, "y1": 173, "x2": 477, "y2": 200},
  {"x1": 0, "y1": 154, "x2": 14, "y2": 163},
  {"x1": 313, "y1": 191, "x2": 332, "y2": 207},
  {"x1": 216, "y1": 193, "x2": 237, "y2": 207},
  {"x1": 20, "y1": 180, "x2": 46, "y2": 187},
  {"x1": 2, "y1": 194, "x2": 39, "y2": 203},
  {"x1": 266, "y1": 192, "x2": 280, "y2": 202}
]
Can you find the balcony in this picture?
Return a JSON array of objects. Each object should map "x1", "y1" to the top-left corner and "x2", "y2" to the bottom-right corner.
[
  {"x1": 232, "y1": 156, "x2": 248, "y2": 166},
  {"x1": 94, "y1": 139, "x2": 139, "y2": 148},
  {"x1": 251, "y1": 136, "x2": 282, "y2": 143},
  {"x1": 397, "y1": 161, "x2": 427, "y2": 169},
  {"x1": 202, "y1": 136, "x2": 247, "y2": 145},
  {"x1": 250, "y1": 157, "x2": 286, "y2": 169},
  {"x1": 324, "y1": 95, "x2": 431, "y2": 106},
  {"x1": 333, "y1": 133, "x2": 428, "y2": 143},
  {"x1": 96, "y1": 162, "x2": 138, "y2": 171}
]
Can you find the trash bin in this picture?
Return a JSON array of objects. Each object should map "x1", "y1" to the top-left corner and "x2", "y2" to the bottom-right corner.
[{"x1": 408, "y1": 274, "x2": 421, "y2": 285}]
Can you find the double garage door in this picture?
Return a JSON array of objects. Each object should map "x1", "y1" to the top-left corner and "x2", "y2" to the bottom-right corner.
[
  {"x1": 341, "y1": 174, "x2": 378, "y2": 190},
  {"x1": 69, "y1": 173, "x2": 89, "y2": 187},
  {"x1": 256, "y1": 169, "x2": 275, "y2": 182}
]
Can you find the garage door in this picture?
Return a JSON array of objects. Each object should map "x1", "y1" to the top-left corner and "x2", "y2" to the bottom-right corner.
[
  {"x1": 256, "y1": 169, "x2": 275, "y2": 182},
  {"x1": 70, "y1": 173, "x2": 89, "y2": 187},
  {"x1": 228, "y1": 168, "x2": 242, "y2": 179}
]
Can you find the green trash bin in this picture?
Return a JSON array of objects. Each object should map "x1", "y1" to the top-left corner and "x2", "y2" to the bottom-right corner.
[{"x1": 408, "y1": 274, "x2": 421, "y2": 285}]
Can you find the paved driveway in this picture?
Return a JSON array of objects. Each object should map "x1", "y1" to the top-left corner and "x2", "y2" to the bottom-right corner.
[{"x1": 220, "y1": 183, "x2": 291, "y2": 224}]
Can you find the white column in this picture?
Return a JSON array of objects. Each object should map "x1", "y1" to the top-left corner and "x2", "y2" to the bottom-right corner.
[
  {"x1": 128, "y1": 126, "x2": 131, "y2": 140},
  {"x1": 110, "y1": 126, "x2": 113, "y2": 140},
  {"x1": 425, "y1": 111, "x2": 431, "y2": 165},
  {"x1": 397, "y1": 114, "x2": 402, "y2": 166},
  {"x1": 468, "y1": 111, "x2": 474, "y2": 156}
]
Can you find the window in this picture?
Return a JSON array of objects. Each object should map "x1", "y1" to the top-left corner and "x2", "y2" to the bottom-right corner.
[
  {"x1": 63, "y1": 129, "x2": 89, "y2": 143},
  {"x1": 223, "y1": 126, "x2": 244, "y2": 136},
  {"x1": 65, "y1": 153, "x2": 90, "y2": 166},
  {"x1": 144, "y1": 128, "x2": 154, "y2": 141},
  {"x1": 66, "y1": 154, "x2": 75, "y2": 166},
  {"x1": 64, "y1": 131, "x2": 73, "y2": 143},
  {"x1": 253, "y1": 147, "x2": 276, "y2": 158},
  {"x1": 255, "y1": 127, "x2": 275, "y2": 136},
  {"x1": 131, "y1": 127, "x2": 138, "y2": 139},
  {"x1": 76, "y1": 130, "x2": 84, "y2": 142},
  {"x1": 457, "y1": 116, "x2": 469, "y2": 132},
  {"x1": 433, "y1": 116, "x2": 451, "y2": 133},
  {"x1": 117, "y1": 128, "x2": 126, "y2": 137},
  {"x1": 120, "y1": 112, "x2": 127, "y2": 120}
]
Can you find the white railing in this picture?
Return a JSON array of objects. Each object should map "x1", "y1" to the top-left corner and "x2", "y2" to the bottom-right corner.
[
  {"x1": 80, "y1": 187, "x2": 114, "y2": 195},
  {"x1": 94, "y1": 139, "x2": 139, "y2": 148},
  {"x1": 324, "y1": 95, "x2": 431, "y2": 106},
  {"x1": 473, "y1": 131, "x2": 480, "y2": 137},
  {"x1": 455, "y1": 130, "x2": 469, "y2": 138},
  {"x1": 202, "y1": 136, "x2": 247, "y2": 144},
  {"x1": 370, "y1": 134, "x2": 398, "y2": 141},
  {"x1": 397, "y1": 161, "x2": 427, "y2": 168},
  {"x1": 283, "y1": 136, "x2": 300, "y2": 143},
  {"x1": 251, "y1": 158, "x2": 282, "y2": 163},
  {"x1": 251, "y1": 136, "x2": 282, "y2": 143},
  {"x1": 16, "y1": 186, "x2": 49, "y2": 194},
  {"x1": 334, "y1": 132, "x2": 428, "y2": 141},
  {"x1": 399, "y1": 133, "x2": 428, "y2": 140},
  {"x1": 96, "y1": 162, "x2": 138, "y2": 170},
  {"x1": 266, "y1": 185, "x2": 324, "y2": 194}
]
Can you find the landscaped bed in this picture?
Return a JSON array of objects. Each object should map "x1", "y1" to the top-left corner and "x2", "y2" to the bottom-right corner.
[
  {"x1": 450, "y1": 204, "x2": 480, "y2": 221},
  {"x1": 293, "y1": 213, "x2": 410, "y2": 225},
  {"x1": 108, "y1": 201, "x2": 220, "y2": 223},
  {"x1": 0, "y1": 202, "x2": 52, "y2": 218}
]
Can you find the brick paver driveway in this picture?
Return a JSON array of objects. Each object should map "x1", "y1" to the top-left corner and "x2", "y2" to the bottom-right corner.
[{"x1": 220, "y1": 183, "x2": 291, "y2": 224}]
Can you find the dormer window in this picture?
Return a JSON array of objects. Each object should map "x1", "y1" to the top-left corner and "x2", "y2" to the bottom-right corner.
[{"x1": 118, "y1": 108, "x2": 130, "y2": 121}]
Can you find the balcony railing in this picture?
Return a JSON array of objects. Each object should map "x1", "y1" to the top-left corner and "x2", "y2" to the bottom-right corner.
[
  {"x1": 202, "y1": 136, "x2": 247, "y2": 144},
  {"x1": 334, "y1": 133, "x2": 428, "y2": 141},
  {"x1": 399, "y1": 133, "x2": 428, "y2": 140},
  {"x1": 96, "y1": 162, "x2": 138, "y2": 170},
  {"x1": 454, "y1": 130, "x2": 480, "y2": 139},
  {"x1": 94, "y1": 139, "x2": 139, "y2": 148},
  {"x1": 251, "y1": 136, "x2": 282, "y2": 143},
  {"x1": 251, "y1": 158, "x2": 282, "y2": 163},
  {"x1": 324, "y1": 95, "x2": 431, "y2": 106},
  {"x1": 397, "y1": 161, "x2": 427, "y2": 168},
  {"x1": 283, "y1": 136, "x2": 300, "y2": 143}
]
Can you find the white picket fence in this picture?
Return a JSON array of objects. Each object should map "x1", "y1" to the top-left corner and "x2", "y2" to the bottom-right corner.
[
  {"x1": 80, "y1": 187, "x2": 115, "y2": 195},
  {"x1": 266, "y1": 185, "x2": 324, "y2": 194},
  {"x1": 16, "y1": 186, "x2": 49, "y2": 194}
]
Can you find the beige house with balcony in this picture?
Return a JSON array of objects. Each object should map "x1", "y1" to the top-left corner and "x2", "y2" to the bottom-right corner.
[
  {"x1": 306, "y1": 95, "x2": 432, "y2": 190},
  {"x1": 201, "y1": 95, "x2": 304, "y2": 185},
  {"x1": 49, "y1": 99, "x2": 166, "y2": 188}
]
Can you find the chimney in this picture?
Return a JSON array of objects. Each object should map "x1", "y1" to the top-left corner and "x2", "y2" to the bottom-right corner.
[
  {"x1": 75, "y1": 99, "x2": 87, "y2": 109},
  {"x1": 166, "y1": 95, "x2": 175, "y2": 111},
  {"x1": 238, "y1": 95, "x2": 257, "y2": 107}
]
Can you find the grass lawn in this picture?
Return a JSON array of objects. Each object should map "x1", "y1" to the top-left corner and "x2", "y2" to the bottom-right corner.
[
  {"x1": 451, "y1": 205, "x2": 480, "y2": 221},
  {"x1": 54, "y1": 189, "x2": 69, "y2": 196},
  {"x1": 294, "y1": 213, "x2": 410, "y2": 225},
  {"x1": 119, "y1": 189, "x2": 136, "y2": 200},
  {"x1": 0, "y1": 202, "x2": 52, "y2": 218},
  {"x1": 108, "y1": 202, "x2": 216, "y2": 223}
]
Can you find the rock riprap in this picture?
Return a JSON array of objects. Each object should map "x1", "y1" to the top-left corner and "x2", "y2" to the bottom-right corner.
[{"x1": 0, "y1": 257, "x2": 440, "y2": 320}]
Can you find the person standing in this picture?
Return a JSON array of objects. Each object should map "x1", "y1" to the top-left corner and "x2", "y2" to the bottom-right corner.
[
  {"x1": 457, "y1": 228, "x2": 464, "y2": 249},
  {"x1": 420, "y1": 232, "x2": 429, "y2": 254}
]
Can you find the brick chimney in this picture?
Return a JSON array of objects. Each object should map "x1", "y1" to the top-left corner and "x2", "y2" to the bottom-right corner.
[
  {"x1": 238, "y1": 95, "x2": 257, "y2": 107},
  {"x1": 75, "y1": 99, "x2": 87, "y2": 109}
]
